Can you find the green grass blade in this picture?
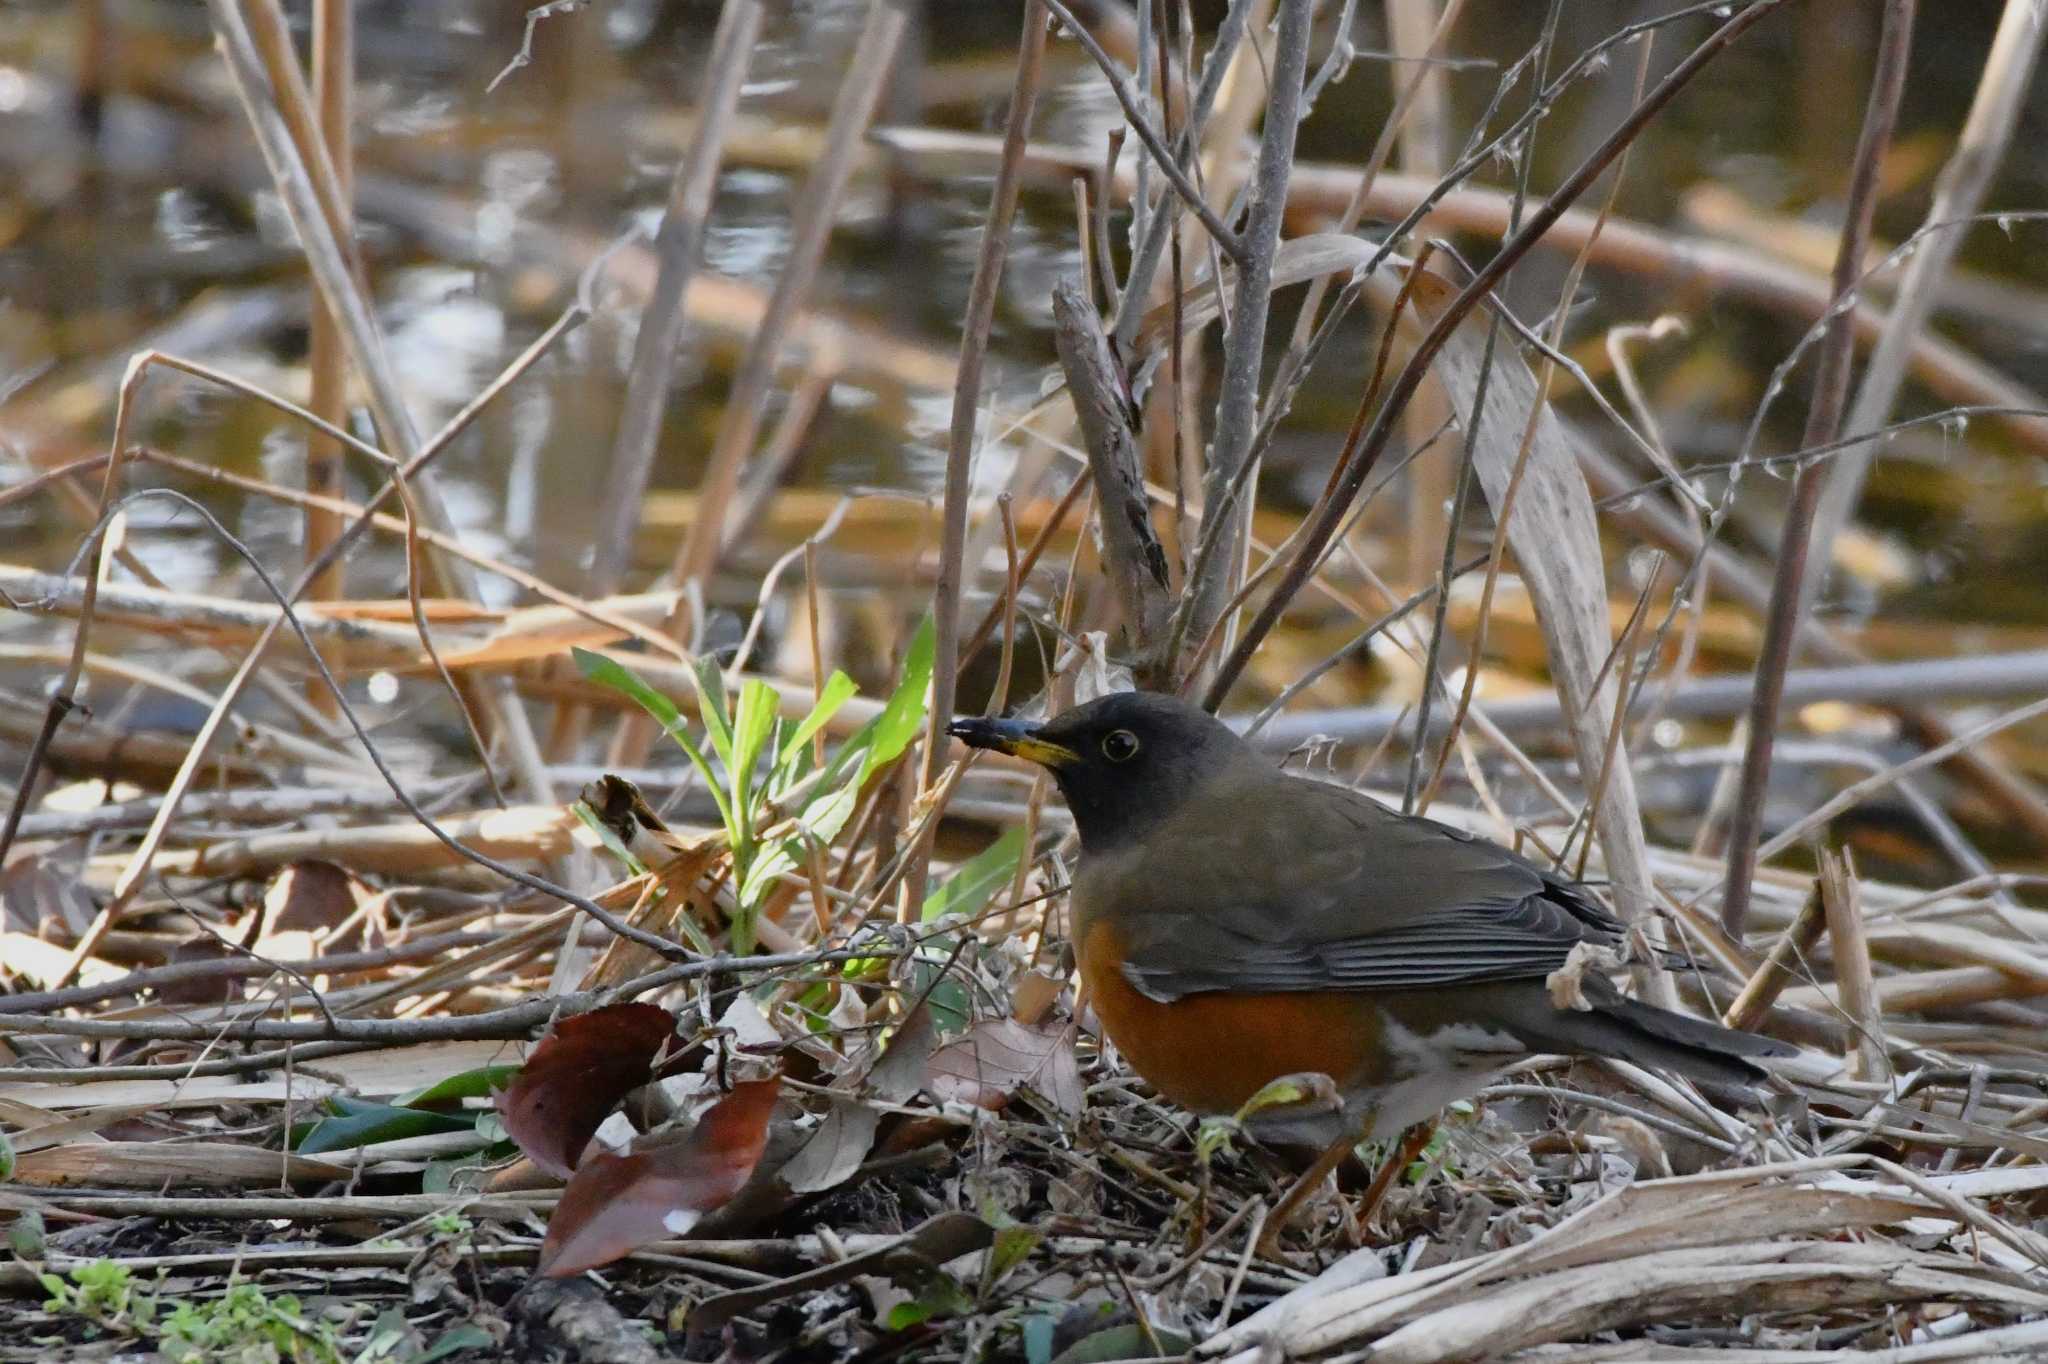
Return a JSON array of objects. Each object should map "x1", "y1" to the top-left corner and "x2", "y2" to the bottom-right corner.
[
  {"x1": 860, "y1": 614, "x2": 935, "y2": 785},
  {"x1": 779, "y1": 669, "x2": 858, "y2": 772},
  {"x1": 922, "y1": 826, "x2": 1026, "y2": 922},
  {"x1": 570, "y1": 648, "x2": 734, "y2": 836}
]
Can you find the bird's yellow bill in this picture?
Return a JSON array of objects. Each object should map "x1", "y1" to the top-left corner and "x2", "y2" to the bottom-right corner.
[{"x1": 946, "y1": 716, "x2": 1079, "y2": 768}]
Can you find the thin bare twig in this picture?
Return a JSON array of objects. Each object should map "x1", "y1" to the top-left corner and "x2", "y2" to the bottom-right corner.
[
  {"x1": 1720, "y1": 0, "x2": 1916, "y2": 938},
  {"x1": 1806, "y1": 0, "x2": 2045, "y2": 611},
  {"x1": 1040, "y1": 0, "x2": 1245, "y2": 265},
  {"x1": 1175, "y1": 0, "x2": 1315, "y2": 685},
  {"x1": 590, "y1": 0, "x2": 762, "y2": 597},
  {"x1": 1205, "y1": 0, "x2": 1794, "y2": 711},
  {"x1": 913, "y1": 0, "x2": 1051, "y2": 918}
]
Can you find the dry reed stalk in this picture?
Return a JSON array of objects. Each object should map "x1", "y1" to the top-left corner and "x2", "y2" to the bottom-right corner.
[
  {"x1": 303, "y1": 0, "x2": 351, "y2": 672},
  {"x1": 885, "y1": 129, "x2": 2048, "y2": 459},
  {"x1": 914, "y1": 0, "x2": 1050, "y2": 919},
  {"x1": 1720, "y1": 0, "x2": 1916, "y2": 938},
  {"x1": 589, "y1": 0, "x2": 762, "y2": 595},
  {"x1": 1819, "y1": 848, "x2": 1885, "y2": 1081},
  {"x1": 1206, "y1": 1, "x2": 1796, "y2": 708},
  {"x1": 212, "y1": 0, "x2": 553, "y2": 803},
  {"x1": 541, "y1": 0, "x2": 761, "y2": 765},
  {"x1": 654, "y1": 0, "x2": 907, "y2": 605},
  {"x1": 1805, "y1": 0, "x2": 2046, "y2": 613}
]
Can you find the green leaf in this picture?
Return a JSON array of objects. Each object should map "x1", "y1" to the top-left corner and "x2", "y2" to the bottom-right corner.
[
  {"x1": 0, "y1": 1123, "x2": 13, "y2": 1182},
  {"x1": 571, "y1": 800, "x2": 647, "y2": 875},
  {"x1": 984, "y1": 1222, "x2": 1041, "y2": 1289},
  {"x1": 910, "y1": 940, "x2": 971, "y2": 1034},
  {"x1": 779, "y1": 670, "x2": 859, "y2": 771},
  {"x1": 860, "y1": 615, "x2": 935, "y2": 786},
  {"x1": 799, "y1": 777, "x2": 859, "y2": 844},
  {"x1": 414, "y1": 1323, "x2": 495, "y2": 1364},
  {"x1": 731, "y1": 680, "x2": 780, "y2": 822},
  {"x1": 396, "y1": 1065, "x2": 520, "y2": 1111},
  {"x1": 571, "y1": 648, "x2": 734, "y2": 838},
  {"x1": 738, "y1": 840, "x2": 798, "y2": 912},
  {"x1": 294, "y1": 1097, "x2": 471, "y2": 1154},
  {"x1": 921, "y1": 827, "x2": 1025, "y2": 923},
  {"x1": 689, "y1": 656, "x2": 735, "y2": 773},
  {"x1": 1051, "y1": 1325, "x2": 1193, "y2": 1364}
]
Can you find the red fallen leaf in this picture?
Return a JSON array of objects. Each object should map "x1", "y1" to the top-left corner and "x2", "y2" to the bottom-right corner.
[
  {"x1": 927, "y1": 1017, "x2": 1082, "y2": 1119},
  {"x1": 538, "y1": 1077, "x2": 781, "y2": 1278},
  {"x1": 494, "y1": 1002, "x2": 679, "y2": 1179}
]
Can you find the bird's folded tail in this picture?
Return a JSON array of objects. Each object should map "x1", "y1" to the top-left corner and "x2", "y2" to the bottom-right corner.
[{"x1": 1534, "y1": 987, "x2": 1796, "y2": 1090}]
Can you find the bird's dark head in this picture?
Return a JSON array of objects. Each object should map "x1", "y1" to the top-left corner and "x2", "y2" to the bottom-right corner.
[{"x1": 948, "y1": 691, "x2": 1250, "y2": 851}]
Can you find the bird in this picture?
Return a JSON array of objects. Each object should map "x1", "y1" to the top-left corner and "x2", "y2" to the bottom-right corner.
[{"x1": 949, "y1": 690, "x2": 1791, "y2": 1232}]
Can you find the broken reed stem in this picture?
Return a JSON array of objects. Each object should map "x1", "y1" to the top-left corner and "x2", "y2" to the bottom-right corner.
[
  {"x1": 1818, "y1": 847, "x2": 1886, "y2": 1081},
  {"x1": 1721, "y1": 879, "x2": 1827, "y2": 1033},
  {"x1": 1720, "y1": 0, "x2": 1916, "y2": 939},
  {"x1": 304, "y1": 0, "x2": 351, "y2": 674},
  {"x1": 1204, "y1": 0, "x2": 1793, "y2": 711},
  {"x1": 912, "y1": 0, "x2": 1049, "y2": 919},
  {"x1": 1051, "y1": 279, "x2": 1174, "y2": 680}
]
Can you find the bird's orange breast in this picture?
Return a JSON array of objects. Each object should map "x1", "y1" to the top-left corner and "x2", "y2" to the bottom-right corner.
[{"x1": 1078, "y1": 919, "x2": 1384, "y2": 1116}]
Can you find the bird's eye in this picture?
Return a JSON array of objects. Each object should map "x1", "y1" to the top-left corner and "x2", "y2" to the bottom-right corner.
[{"x1": 1101, "y1": 729, "x2": 1140, "y2": 763}]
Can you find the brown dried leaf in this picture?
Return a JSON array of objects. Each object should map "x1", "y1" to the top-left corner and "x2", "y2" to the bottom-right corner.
[
  {"x1": 779, "y1": 1098, "x2": 880, "y2": 1195},
  {"x1": 865, "y1": 1000, "x2": 938, "y2": 1104},
  {"x1": 928, "y1": 1018, "x2": 1082, "y2": 1119},
  {"x1": 495, "y1": 1002, "x2": 680, "y2": 1179},
  {"x1": 538, "y1": 1077, "x2": 781, "y2": 1277},
  {"x1": 262, "y1": 860, "x2": 364, "y2": 940},
  {"x1": 158, "y1": 935, "x2": 243, "y2": 1007},
  {"x1": 1009, "y1": 970, "x2": 1065, "y2": 1027},
  {"x1": 15, "y1": 1142, "x2": 347, "y2": 1189},
  {"x1": 1, "y1": 853, "x2": 96, "y2": 940}
]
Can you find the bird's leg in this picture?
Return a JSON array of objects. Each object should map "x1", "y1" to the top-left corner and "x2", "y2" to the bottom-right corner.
[
  {"x1": 1255, "y1": 1105, "x2": 1379, "y2": 1258},
  {"x1": 1349, "y1": 1121, "x2": 1435, "y2": 1243},
  {"x1": 1255, "y1": 1135, "x2": 1353, "y2": 1257}
]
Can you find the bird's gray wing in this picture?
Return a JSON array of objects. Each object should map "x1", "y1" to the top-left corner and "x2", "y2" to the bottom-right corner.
[{"x1": 1110, "y1": 770, "x2": 1627, "y2": 1003}]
